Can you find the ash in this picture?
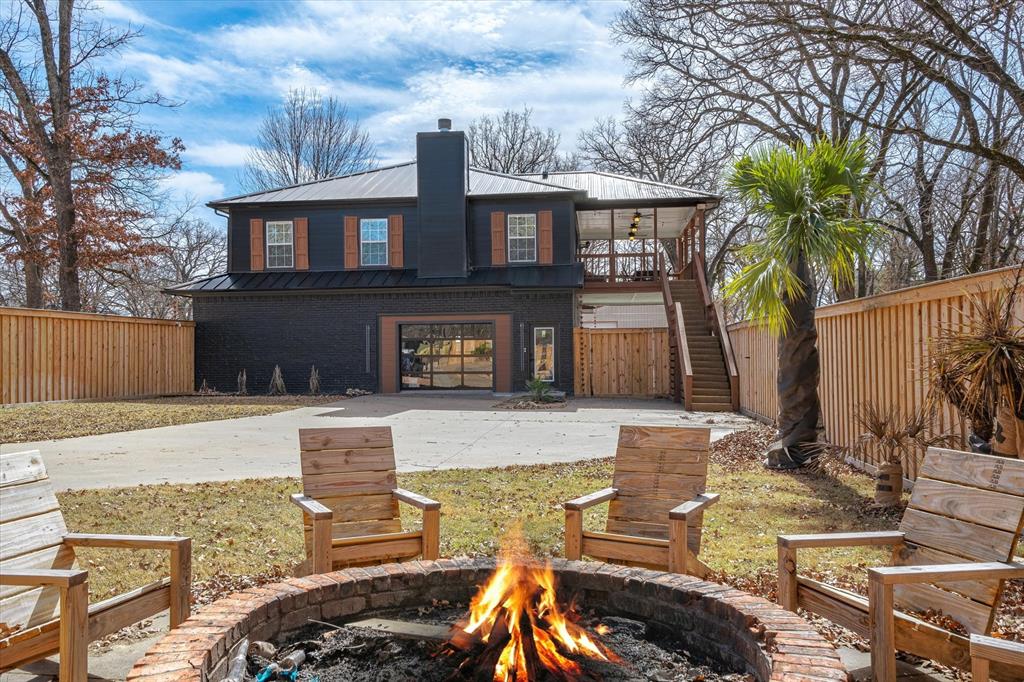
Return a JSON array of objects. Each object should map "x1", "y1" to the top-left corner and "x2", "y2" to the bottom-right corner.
[{"x1": 248, "y1": 609, "x2": 753, "y2": 682}]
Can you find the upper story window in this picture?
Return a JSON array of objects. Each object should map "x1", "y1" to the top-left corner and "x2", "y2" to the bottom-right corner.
[
  {"x1": 508, "y1": 214, "x2": 537, "y2": 263},
  {"x1": 266, "y1": 220, "x2": 294, "y2": 268},
  {"x1": 360, "y1": 218, "x2": 388, "y2": 266}
]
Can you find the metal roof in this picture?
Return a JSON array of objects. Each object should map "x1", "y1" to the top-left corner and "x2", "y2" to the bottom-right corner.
[
  {"x1": 210, "y1": 162, "x2": 581, "y2": 206},
  {"x1": 167, "y1": 264, "x2": 584, "y2": 295},
  {"x1": 517, "y1": 171, "x2": 719, "y2": 203}
]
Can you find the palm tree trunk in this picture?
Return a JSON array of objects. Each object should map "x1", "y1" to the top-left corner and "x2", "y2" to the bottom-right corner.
[{"x1": 766, "y1": 251, "x2": 824, "y2": 468}]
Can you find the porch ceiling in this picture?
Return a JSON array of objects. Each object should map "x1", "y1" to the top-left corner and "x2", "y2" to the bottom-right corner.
[{"x1": 576, "y1": 206, "x2": 695, "y2": 240}]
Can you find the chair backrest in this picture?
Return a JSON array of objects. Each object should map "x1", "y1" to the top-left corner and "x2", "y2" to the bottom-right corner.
[
  {"x1": 894, "y1": 447, "x2": 1024, "y2": 635},
  {"x1": 0, "y1": 450, "x2": 76, "y2": 638},
  {"x1": 606, "y1": 425, "x2": 711, "y2": 554},
  {"x1": 298, "y1": 427, "x2": 402, "y2": 549}
]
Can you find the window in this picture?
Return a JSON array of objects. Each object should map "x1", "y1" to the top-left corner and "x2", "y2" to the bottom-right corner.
[
  {"x1": 508, "y1": 214, "x2": 536, "y2": 262},
  {"x1": 533, "y1": 326, "x2": 554, "y2": 382},
  {"x1": 360, "y1": 218, "x2": 388, "y2": 266},
  {"x1": 265, "y1": 221, "x2": 293, "y2": 268}
]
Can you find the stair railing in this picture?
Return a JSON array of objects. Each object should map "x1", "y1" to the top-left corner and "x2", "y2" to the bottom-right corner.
[
  {"x1": 692, "y1": 253, "x2": 740, "y2": 410},
  {"x1": 660, "y1": 257, "x2": 693, "y2": 410}
]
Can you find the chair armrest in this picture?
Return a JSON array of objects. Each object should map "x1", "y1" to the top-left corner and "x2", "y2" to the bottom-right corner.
[
  {"x1": 971, "y1": 634, "x2": 1024, "y2": 666},
  {"x1": 778, "y1": 531, "x2": 905, "y2": 550},
  {"x1": 564, "y1": 487, "x2": 618, "y2": 511},
  {"x1": 393, "y1": 488, "x2": 440, "y2": 511},
  {"x1": 290, "y1": 493, "x2": 333, "y2": 520},
  {"x1": 669, "y1": 493, "x2": 719, "y2": 520},
  {"x1": 0, "y1": 568, "x2": 88, "y2": 587},
  {"x1": 869, "y1": 561, "x2": 1024, "y2": 586},
  {"x1": 64, "y1": 533, "x2": 189, "y2": 550}
]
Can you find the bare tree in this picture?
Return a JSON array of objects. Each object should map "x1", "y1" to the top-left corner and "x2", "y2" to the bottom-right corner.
[
  {"x1": 0, "y1": 0, "x2": 180, "y2": 310},
  {"x1": 611, "y1": 0, "x2": 1023, "y2": 295},
  {"x1": 467, "y1": 107, "x2": 576, "y2": 174},
  {"x1": 96, "y1": 202, "x2": 226, "y2": 318},
  {"x1": 241, "y1": 89, "x2": 376, "y2": 191}
]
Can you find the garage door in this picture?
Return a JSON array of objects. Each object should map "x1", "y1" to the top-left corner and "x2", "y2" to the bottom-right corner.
[{"x1": 399, "y1": 323, "x2": 494, "y2": 390}]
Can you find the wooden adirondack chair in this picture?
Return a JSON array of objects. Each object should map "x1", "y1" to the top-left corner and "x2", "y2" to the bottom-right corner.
[
  {"x1": 0, "y1": 450, "x2": 191, "y2": 682},
  {"x1": 777, "y1": 447, "x2": 1024, "y2": 681},
  {"x1": 290, "y1": 427, "x2": 441, "y2": 574},
  {"x1": 563, "y1": 425, "x2": 717, "y2": 577}
]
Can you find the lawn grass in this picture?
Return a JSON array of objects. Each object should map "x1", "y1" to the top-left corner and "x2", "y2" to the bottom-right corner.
[
  {"x1": 57, "y1": 455, "x2": 895, "y2": 603},
  {"x1": 0, "y1": 394, "x2": 343, "y2": 443}
]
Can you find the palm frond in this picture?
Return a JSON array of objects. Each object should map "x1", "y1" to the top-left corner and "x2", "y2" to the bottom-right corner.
[{"x1": 725, "y1": 136, "x2": 876, "y2": 332}]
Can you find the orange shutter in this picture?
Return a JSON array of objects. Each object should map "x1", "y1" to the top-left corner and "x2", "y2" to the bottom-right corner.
[
  {"x1": 344, "y1": 216, "x2": 359, "y2": 269},
  {"x1": 249, "y1": 218, "x2": 264, "y2": 271},
  {"x1": 538, "y1": 210, "x2": 553, "y2": 264},
  {"x1": 294, "y1": 217, "x2": 309, "y2": 270},
  {"x1": 490, "y1": 211, "x2": 506, "y2": 266},
  {"x1": 388, "y1": 214, "x2": 404, "y2": 268}
]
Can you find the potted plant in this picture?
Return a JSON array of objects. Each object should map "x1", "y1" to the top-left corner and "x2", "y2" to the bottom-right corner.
[
  {"x1": 929, "y1": 274, "x2": 1024, "y2": 458},
  {"x1": 853, "y1": 403, "x2": 951, "y2": 505}
]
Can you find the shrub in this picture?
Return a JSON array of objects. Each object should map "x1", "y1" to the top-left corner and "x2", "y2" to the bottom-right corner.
[
  {"x1": 308, "y1": 365, "x2": 321, "y2": 395},
  {"x1": 237, "y1": 369, "x2": 248, "y2": 396}
]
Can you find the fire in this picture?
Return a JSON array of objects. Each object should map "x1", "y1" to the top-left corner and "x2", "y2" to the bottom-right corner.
[{"x1": 449, "y1": 528, "x2": 618, "y2": 681}]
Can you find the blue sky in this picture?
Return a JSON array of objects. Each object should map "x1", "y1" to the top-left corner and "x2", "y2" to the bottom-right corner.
[{"x1": 95, "y1": 0, "x2": 635, "y2": 223}]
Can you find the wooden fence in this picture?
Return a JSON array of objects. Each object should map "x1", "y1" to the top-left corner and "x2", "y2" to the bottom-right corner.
[
  {"x1": 574, "y1": 328, "x2": 671, "y2": 397},
  {"x1": 727, "y1": 266, "x2": 1023, "y2": 479},
  {"x1": 1, "y1": 307, "x2": 195, "y2": 405}
]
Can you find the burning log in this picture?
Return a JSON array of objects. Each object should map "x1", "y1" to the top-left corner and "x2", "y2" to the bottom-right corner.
[{"x1": 445, "y1": 527, "x2": 617, "y2": 682}]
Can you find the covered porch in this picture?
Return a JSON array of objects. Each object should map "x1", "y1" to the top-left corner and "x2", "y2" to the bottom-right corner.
[{"x1": 576, "y1": 204, "x2": 710, "y2": 291}]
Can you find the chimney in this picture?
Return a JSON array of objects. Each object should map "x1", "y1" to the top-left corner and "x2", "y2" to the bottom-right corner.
[{"x1": 416, "y1": 119, "x2": 468, "y2": 278}]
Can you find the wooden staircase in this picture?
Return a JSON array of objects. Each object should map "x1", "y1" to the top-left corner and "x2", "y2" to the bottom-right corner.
[
  {"x1": 659, "y1": 254, "x2": 739, "y2": 412},
  {"x1": 669, "y1": 280, "x2": 734, "y2": 411}
]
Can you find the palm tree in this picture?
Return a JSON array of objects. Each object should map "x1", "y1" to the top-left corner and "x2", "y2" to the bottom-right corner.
[{"x1": 725, "y1": 137, "x2": 875, "y2": 468}]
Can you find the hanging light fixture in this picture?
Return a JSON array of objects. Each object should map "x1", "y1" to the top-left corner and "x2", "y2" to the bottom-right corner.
[{"x1": 628, "y1": 211, "x2": 641, "y2": 240}]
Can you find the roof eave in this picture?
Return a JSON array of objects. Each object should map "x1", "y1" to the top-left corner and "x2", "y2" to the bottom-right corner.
[{"x1": 575, "y1": 196, "x2": 722, "y2": 210}]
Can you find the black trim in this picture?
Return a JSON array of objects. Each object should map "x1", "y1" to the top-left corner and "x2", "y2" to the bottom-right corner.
[{"x1": 167, "y1": 264, "x2": 584, "y2": 296}]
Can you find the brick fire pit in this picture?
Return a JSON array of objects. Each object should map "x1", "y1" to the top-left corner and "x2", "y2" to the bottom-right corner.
[{"x1": 128, "y1": 558, "x2": 846, "y2": 681}]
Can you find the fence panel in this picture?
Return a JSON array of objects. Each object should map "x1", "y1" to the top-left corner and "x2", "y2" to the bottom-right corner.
[
  {"x1": 1, "y1": 307, "x2": 194, "y2": 405},
  {"x1": 726, "y1": 266, "x2": 1023, "y2": 479},
  {"x1": 574, "y1": 328, "x2": 670, "y2": 397}
]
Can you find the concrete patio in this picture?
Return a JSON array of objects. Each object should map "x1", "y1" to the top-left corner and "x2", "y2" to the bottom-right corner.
[{"x1": 1, "y1": 394, "x2": 753, "y2": 491}]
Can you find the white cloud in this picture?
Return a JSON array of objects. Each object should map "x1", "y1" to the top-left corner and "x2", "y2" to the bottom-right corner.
[
  {"x1": 161, "y1": 171, "x2": 226, "y2": 204},
  {"x1": 122, "y1": 0, "x2": 635, "y2": 194},
  {"x1": 267, "y1": 64, "x2": 406, "y2": 107},
  {"x1": 94, "y1": 0, "x2": 151, "y2": 25},
  {"x1": 183, "y1": 141, "x2": 254, "y2": 168},
  {"x1": 119, "y1": 51, "x2": 253, "y2": 101}
]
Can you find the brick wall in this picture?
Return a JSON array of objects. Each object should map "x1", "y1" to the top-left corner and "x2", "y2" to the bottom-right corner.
[{"x1": 192, "y1": 288, "x2": 575, "y2": 395}]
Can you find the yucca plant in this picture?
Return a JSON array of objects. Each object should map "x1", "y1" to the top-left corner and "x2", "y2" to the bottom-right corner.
[
  {"x1": 526, "y1": 376, "x2": 555, "y2": 403},
  {"x1": 725, "y1": 136, "x2": 876, "y2": 468},
  {"x1": 308, "y1": 365, "x2": 321, "y2": 395},
  {"x1": 268, "y1": 365, "x2": 287, "y2": 396},
  {"x1": 853, "y1": 402, "x2": 953, "y2": 504},
  {"x1": 929, "y1": 270, "x2": 1024, "y2": 457}
]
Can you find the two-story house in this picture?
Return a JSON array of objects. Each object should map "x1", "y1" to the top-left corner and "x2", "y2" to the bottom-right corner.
[{"x1": 170, "y1": 120, "x2": 731, "y2": 406}]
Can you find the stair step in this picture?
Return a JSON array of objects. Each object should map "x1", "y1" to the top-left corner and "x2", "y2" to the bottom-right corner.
[
  {"x1": 690, "y1": 401, "x2": 734, "y2": 412},
  {"x1": 693, "y1": 376, "x2": 730, "y2": 385},
  {"x1": 692, "y1": 387, "x2": 731, "y2": 397}
]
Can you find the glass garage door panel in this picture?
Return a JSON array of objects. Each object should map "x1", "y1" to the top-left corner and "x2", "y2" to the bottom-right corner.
[{"x1": 400, "y1": 323, "x2": 494, "y2": 390}]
